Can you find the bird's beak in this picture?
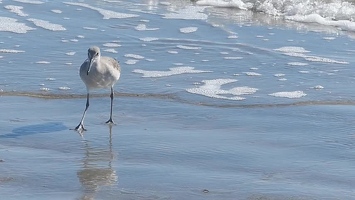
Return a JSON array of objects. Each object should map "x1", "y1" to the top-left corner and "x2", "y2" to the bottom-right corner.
[{"x1": 87, "y1": 57, "x2": 94, "y2": 75}]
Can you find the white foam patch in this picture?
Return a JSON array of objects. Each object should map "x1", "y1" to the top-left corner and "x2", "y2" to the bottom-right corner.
[
  {"x1": 13, "y1": 0, "x2": 44, "y2": 4},
  {"x1": 104, "y1": 49, "x2": 118, "y2": 53},
  {"x1": 27, "y1": 18, "x2": 66, "y2": 31},
  {"x1": 160, "y1": 2, "x2": 171, "y2": 6},
  {"x1": 64, "y1": 2, "x2": 138, "y2": 19},
  {"x1": 313, "y1": 85, "x2": 324, "y2": 90},
  {"x1": 0, "y1": 17, "x2": 34, "y2": 33},
  {"x1": 274, "y1": 73, "x2": 285, "y2": 77},
  {"x1": 135, "y1": 24, "x2": 159, "y2": 31},
  {"x1": 66, "y1": 51, "x2": 76, "y2": 56},
  {"x1": 179, "y1": 27, "x2": 198, "y2": 33},
  {"x1": 5, "y1": 5, "x2": 28, "y2": 17},
  {"x1": 286, "y1": 14, "x2": 355, "y2": 32},
  {"x1": 125, "y1": 54, "x2": 144, "y2": 59},
  {"x1": 40, "y1": 87, "x2": 50, "y2": 91},
  {"x1": 269, "y1": 91, "x2": 306, "y2": 99},
  {"x1": 103, "y1": 42, "x2": 121, "y2": 47},
  {"x1": 323, "y1": 37, "x2": 336, "y2": 40},
  {"x1": 83, "y1": 27, "x2": 97, "y2": 30},
  {"x1": 168, "y1": 50, "x2": 178, "y2": 54},
  {"x1": 133, "y1": 66, "x2": 211, "y2": 78},
  {"x1": 276, "y1": 46, "x2": 348, "y2": 64},
  {"x1": 287, "y1": 62, "x2": 309, "y2": 66},
  {"x1": 228, "y1": 35, "x2": 238, "y2": 39},
  {"x1": 0, "y1": 49, "x2": 25, "y2": 53},
  {"x1": 36, "y1": 61, "x2": 50, "y2": 64},
  {"x1": 177, "y1": 45, "x2": 201, "y2": 50},
  {"x1": 299, "y1": 71, "x2": 310, "y2": 74},
  {"x1": 196, "y1": 0, "x2": 252, "y2": 10},
  {"x1": 244, "y1": 72, "x2": 261, "y2": 76},
  {"x1": 224, "y1": 57, "x2": 243, "y2": 60},
  {"x1": 51, "y1": 9, "x2": 62, "y2": 14},
  {"x1": 125, "y1": 60, "x2": 139, "y2": 65},
  {"x1": 274, "y1": 46, "x2": 310, "y2": 53},
  {"x1": 139, "y1": 37, "x2": 158, "y2": 42},
  {"x1": 186, "y1": 79, "x2": 258, "y2": 101},
  {"x1": 58, "y1": 86, "x2": 70, "y2": 90},
  {"x1": 163, "y1": 6, "x2": 208, "y2": 20}
]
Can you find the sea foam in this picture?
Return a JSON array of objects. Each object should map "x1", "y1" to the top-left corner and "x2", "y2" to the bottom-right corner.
[
  {"x1": 64, "y1": 2, "x2": 138, "y2": 19},
  {"x1": 186, "y1": 79, "x2": 258, "y2": 101},
  {"x1": 133, "y1": 66, "x2": 211, "y2": 78},
  {"x1": 27, "y1": 18, "x2": 66, "y2": 31},
  {"x1": 0, "y1": 17, "x2": 35, "y2": 33}
]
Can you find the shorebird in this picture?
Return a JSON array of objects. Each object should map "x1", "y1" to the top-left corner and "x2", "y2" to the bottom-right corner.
[{"x1": 74, "y1": 46, "x2": 121, "y2": 133}]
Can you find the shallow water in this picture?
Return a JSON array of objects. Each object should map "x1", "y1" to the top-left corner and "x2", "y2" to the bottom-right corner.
[{"x1": 1, "y1": 0, "x2": 355, "y2": 199}]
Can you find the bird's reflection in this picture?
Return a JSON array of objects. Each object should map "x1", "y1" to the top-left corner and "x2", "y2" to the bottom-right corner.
[{"x1": 77, "y1": 125, "x2": 117, "y2": 200}]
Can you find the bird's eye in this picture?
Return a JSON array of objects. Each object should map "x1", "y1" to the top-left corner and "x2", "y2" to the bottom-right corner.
[{"x1": 96, "y1": 53, "x2": 99, "y2": 56}]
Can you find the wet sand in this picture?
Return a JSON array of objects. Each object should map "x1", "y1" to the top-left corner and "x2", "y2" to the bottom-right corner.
[{"x1": 1, "y1": 95, "x2": 355, "y2": 199}]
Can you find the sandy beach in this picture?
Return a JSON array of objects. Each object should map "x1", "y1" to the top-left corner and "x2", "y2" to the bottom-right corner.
[{"x1": 1, "y1": 0, "x2": 355, "y2": 199}]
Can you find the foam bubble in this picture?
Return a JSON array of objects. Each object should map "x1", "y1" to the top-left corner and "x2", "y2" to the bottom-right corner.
[
  {"x1": 64, "y1": 2, "x2": 138, "y2": 19},
  {"x1": 13, "y1": 0, "x2": 44, "y2": 4},
  {"x1": 286, "y1": 14, "x2": 355, "y2": 32},
  {"x1": 274, "y1": 46, "x2": 310, "y2": 53},
  {"x1": 299, "y1": 71, "x2": 310, "y2": 74},
  {"x1": 274, "y1": 73, "x2": 285, "y2": 77},
  {"x1": 5, "y1": 5, "x2": 28, "y2": 17},
  {"x1": 269, "y1": 91, "x2": 306, "y2": 99},
  {"x1": 313, "y1": 85, "x2": 324, "y2": 90},
  {"x1": 179, "y1": 27, "x2": 198, "y2": 33},
  {"x1": 177, "y1": 45, "x2": 201, "y2": 50},
  {"x1": 125, "y1": 60, "x2": 139, "y2": 65},
  {"x1": 0, "y1": 49, "x2": 25, "y2": 53},
  {"x1": 0, "y1": 17, "x2": 35, "y2": 33},
  {"x1": 244, "y1": 72, "x2": 261, "y2": 76},
  {"x1": 186, "y1": 79, "x2": 258, "y2": 101},
  {"x1": 323, "y1": 37, "x2": 336, "y2": 40},
  {"x1": 125, "y1": 54, "x2": 144, "y2": 59},
  {"x1": 51, "y1": 10, "x2": 62, "y2": 14},
  {"x1": 276, "y1": 46, "x2": 348, "y2": 64},
  {"x1": 224, "y1": 57, "x2": 243, "y2": 60},
  {"x1": 66, "y1": 52, "x2": 76, "y2": 56},
  {"x1": 104, "y1": 49, "x2": 118, "y2": 53},
  {"x1": 27, "y1": 18, "x2": 66, "y2": 31},
  {"x1": 287, "y1": 62, "x2": 309, "y2": 66},
  {"x1": 103, "y1": 43, "x2": 121, "y2": 47},
  {"x1": 163, "y1": 6, "x2": 208, "y2": 20},
  {"x1": 36, "y1": 61, "x2": 50, "y2": 64},
  {"x1": 139, "y1": 37, "x2": 159, "y2": 42},
  {"x1": 168, "y1": 50, "x2": 178, "y2": 54},
  {"x1": 228, "y1": 35, "x2": 238, "y2": 39},
  {"x1": 135, "y1": 24, "x2": 159, "y2": 31},
  {"x1": 58, "y1": 86, "x2": 70, "y2": 90},
  {"x1": 83, "y1": 27, "x2": 97, "y2": 30},
  {"x1": 40, "y1": 87, "x2": 50, "y2": 91},
  {"x1": 133, "y1": 66, "x2": 211, "y2": 78},
  {"x1": 196, "y1": 0, "x2": 252, "y2": 10},
  {"x1": 160, "y1": 2, "x2": 171, "y2": 6}
]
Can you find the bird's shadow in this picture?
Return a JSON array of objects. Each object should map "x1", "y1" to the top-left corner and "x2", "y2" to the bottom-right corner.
[{"x1": 0, "y1": 122, "x2": 67, "y2": 138}]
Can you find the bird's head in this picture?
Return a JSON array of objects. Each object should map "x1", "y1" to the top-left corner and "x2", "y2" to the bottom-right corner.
[{"x1": 87, "y1": 46, "x2": 100, "y2": 75}]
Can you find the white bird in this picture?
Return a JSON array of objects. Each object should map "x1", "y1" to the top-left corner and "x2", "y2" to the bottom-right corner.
[{"x1": 74, "y1": 46, "x2": 121, "y2": 133}]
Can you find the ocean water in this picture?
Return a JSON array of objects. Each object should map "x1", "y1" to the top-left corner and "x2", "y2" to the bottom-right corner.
[{"x1": 1, "y1": 0, "x2": 355, "y2": 199}]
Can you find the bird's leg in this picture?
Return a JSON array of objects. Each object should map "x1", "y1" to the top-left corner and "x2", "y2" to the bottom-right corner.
[
  {"x1": 74, "y1": 93, "x2": 90, "y2": 133},
  {"x1": 106, "y1": 87, "x2": 114, "y2": 124}
]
